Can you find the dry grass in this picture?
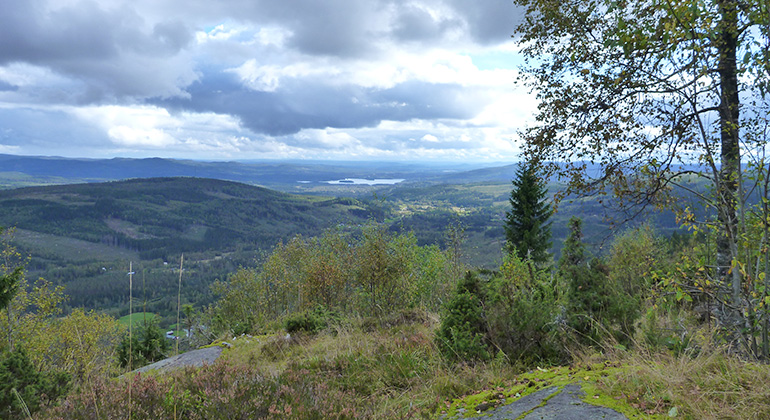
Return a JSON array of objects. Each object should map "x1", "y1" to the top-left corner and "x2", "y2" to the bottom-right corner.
[
  {"x1": 218, "y1": 311, "x2": 520, "y2": 419},
  {"x1": 581, "y1": 343, "x2": 770, "y2": 419},
  {"x1": 41, "y1": 305, "x2": 770, "y2": 419}
]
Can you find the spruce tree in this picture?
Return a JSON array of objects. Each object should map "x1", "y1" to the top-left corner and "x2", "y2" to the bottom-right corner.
[
  {"x1": 504, "y1": 162, "x2": 553, "y2": 266},
  {"x1": 559, "y1": 217, "x2": 640, "y2": 345}
]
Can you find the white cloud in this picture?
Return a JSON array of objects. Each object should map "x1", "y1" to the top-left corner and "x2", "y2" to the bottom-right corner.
[
  {"x1": 107, "y1": 125, "x2": 177, "y2": 147},
  {"x1": 0, "y1": 63, "x2": 68, "y2": 88},
  {"x1": 227, "y1": 59, "x2": 332, "y2": 92},
  {"x1": 0, "y1": 144, "x2": 21, "y2": 153},
  {"x1": 72, "y1": 105, "x2": 178, "y2": 147},
  {"x1": 0, "y1": 0, "x2": 531, "y2": 161}
]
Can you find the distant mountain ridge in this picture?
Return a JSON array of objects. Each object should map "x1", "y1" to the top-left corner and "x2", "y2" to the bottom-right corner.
[{"x1": 0, "y1": 154, "x2": 515, "y2": 190}]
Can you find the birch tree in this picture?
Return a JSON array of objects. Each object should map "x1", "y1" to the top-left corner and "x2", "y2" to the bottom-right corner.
[{"x1": 513, "y1": 0, "x2": 769, "y2": 336}]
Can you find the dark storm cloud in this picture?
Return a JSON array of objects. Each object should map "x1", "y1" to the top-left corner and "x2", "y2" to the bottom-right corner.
[
  {"x1": 153, "y1": 71, "x2": 485, "y2": 136},
  {"x1": 0, "y1": 0, "x2": 196, "y2": 101}
]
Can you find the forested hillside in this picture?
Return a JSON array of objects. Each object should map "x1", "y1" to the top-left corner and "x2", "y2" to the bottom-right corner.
[
  {"x1": 0, "y1": 178, "x2": 378, "y2": 318},
  {"x1": 0, "y1": 177, "x2": 375, "y2": 258},
  {"x1": 0, "y1": 175, "x2": 691, "y2": 321}
]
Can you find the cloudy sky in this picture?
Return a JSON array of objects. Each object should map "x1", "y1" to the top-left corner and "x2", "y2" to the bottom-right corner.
[{"x1": 0, "y1": 0, "x2": 533, "y2": 162}]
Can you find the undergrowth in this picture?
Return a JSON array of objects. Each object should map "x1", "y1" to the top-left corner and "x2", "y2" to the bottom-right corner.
[
  {"x1": 38, "y1": 310, "x2": 518, "y2": 419},
  {"x1": 584, "y1": 345, "x2": 770, "y2": 420},
  {"x1": 37, "y1": 310, "x2": 770, "y2": 420}
]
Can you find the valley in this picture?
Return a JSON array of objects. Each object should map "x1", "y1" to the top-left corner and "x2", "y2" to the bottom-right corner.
[{"x1": 0, "y1": 155, "x2": 683, "y2": 327}]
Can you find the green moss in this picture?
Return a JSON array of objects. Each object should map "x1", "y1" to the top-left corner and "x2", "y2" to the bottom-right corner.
[{"x1": 436, "y1": 363, "x2": 670, "y2": 419}]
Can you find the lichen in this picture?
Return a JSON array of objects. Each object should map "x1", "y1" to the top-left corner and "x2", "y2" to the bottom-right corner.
[{"x1": 436, "y1": 363, "x2": 669, "y2": 419}]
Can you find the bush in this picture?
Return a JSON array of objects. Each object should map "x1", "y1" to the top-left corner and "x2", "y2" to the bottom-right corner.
[
  {"x1": 284, "y1": 306, "x2": 340, "y2": 334},
  {"x1": 436, "y1": 261, "x2": 568, "y2": 366},
  {"x1": 435, "y1": 272, "x2": 491, "y2": 362},
  {"x1": 211, "y1": 222, "x2": 459, "y2": 335},
  {"x1": 117, "y1": 317, "x2": 170, "y2": 370},
  {"x1": 486, "y1": 254, "x2": 567, "y2": 365},
  {"x1": 559, "y1": 217, "x2": 642, "y2": 347},
  {"x1": 0, "y1": 346, "x2": 70, "y2": 420}
]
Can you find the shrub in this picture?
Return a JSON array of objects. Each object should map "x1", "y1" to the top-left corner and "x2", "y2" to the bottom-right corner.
[
  {"x1": 559, "y1": 217, "x2": 641, "y2": 347},
  {"x1": 284, "y1": 306, "x2": 340, "y2": 334},
  {"x1": 117, "y1": 317, "x2": 169, "y2": 370},
  {"x1": 0, "y1": 346, "x2": 70, "y2": 420},
  {"x1": 486, "y1": 254, "x2": 567, "y2": 365},
  {"x1": 435, "y1": 272, "x2": 490, "y2": 362},
  {"x1": 436, "y1": 260, "x2": 569, "y2": 366},
  {"x1": 211, "y1": 222, "x2": 459, "y2": 335}
]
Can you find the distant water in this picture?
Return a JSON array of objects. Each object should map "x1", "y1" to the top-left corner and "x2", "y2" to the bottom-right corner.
[{"x1": 324, "y1": 178, "x2": 405, "y2": 185}]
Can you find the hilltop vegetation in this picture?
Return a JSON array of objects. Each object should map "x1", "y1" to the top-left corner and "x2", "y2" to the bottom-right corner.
[
  {"x1": 3, "y1": 215, "x2": 766, "y2": 419},
  {"x1": 0, "y1": 177, "x2": 374, "y2": 259},
  {"x1": 0, "y1": 175, "x2": 688, "y2": 322},
  {"x1": 0, "y1": 172, "x2": 758, "y2": 419},
  {"x1": 0, "y1": 178, "x2": 379, "y2": 318}
]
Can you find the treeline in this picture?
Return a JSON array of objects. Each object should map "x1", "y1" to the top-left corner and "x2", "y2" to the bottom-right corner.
[{"x1": 210, "y1": 222, "x2": 464, "y2": 335}]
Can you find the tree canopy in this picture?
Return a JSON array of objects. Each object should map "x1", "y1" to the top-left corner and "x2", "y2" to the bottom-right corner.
[
  {"x1": 0, "y1": 227, "x2": 22, "y2": 312},
  {"x1": 513, "y1": 0, "x2": 769, "y2": 336},
  {"x1": 513, "y1": 0, "x2": 768, "y2": 222}
]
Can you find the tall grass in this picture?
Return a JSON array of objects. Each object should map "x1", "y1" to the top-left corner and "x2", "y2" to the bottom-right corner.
[
  {"x1": 578, "y1": 340, "x2": 770, "y2": 419},
  {"x1": 38, "y1": 310, "x2": 520, "y2": 419},
  {"x1": 38, "y1": 305, "x2": 770, "y2": 420}
]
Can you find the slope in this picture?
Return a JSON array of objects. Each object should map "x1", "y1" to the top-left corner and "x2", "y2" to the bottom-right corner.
[{"x1": 0, "y1": 177, "x2": 373, "y2": 260}]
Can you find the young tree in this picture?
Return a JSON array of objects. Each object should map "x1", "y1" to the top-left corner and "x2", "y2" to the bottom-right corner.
[
  {"x1": 0, "y1": 228, "x2": 24, "y2": 350},
  {"x1": 435, "y1": 272, "x2": 491, "y2": 362},
  {"x1": 0, "y1": 346, "x2": 70, "y2": 420},
  {"x1": 504, "y1": 161, "x2": 553, "y2": 266},
  {"x1": 513, "y1": 0, "x2": 769, "y2": 331},
  {"x1": 559, "y1": 217, "x2": 640, "y2": 345},
  {"x1": 117, "y1": 318, "x2": 168, "y2": 370},
  {"x1": 0, "y1": 267, "x2": 21, "y2": 314}
]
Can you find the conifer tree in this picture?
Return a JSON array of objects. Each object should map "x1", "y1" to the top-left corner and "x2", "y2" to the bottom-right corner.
[
  {"x1": 504, "y1": 162, "x2": 553, "y2": 266},
  {"x1": 559, "y1": 217, "x2": 640, "y2": 345}
]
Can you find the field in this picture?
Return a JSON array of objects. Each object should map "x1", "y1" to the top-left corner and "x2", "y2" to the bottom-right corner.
[
  {"x1": 13, "y1": 228, "x2": 139, "y2": 262},
  {"x1": 117, "y1": 312, "x2": 159, "y2": 327}
]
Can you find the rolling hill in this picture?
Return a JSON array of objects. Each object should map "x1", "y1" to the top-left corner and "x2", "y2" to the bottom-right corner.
[
  {"x1": 0, "y1": 177, "x2": 378, "y2": 317},
  {"x1": 0, "y1": 177, "x2": 375, "y2": 260},
  {"x1": 0, "y1": 154, "x2": 501, "y2": 192}
]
